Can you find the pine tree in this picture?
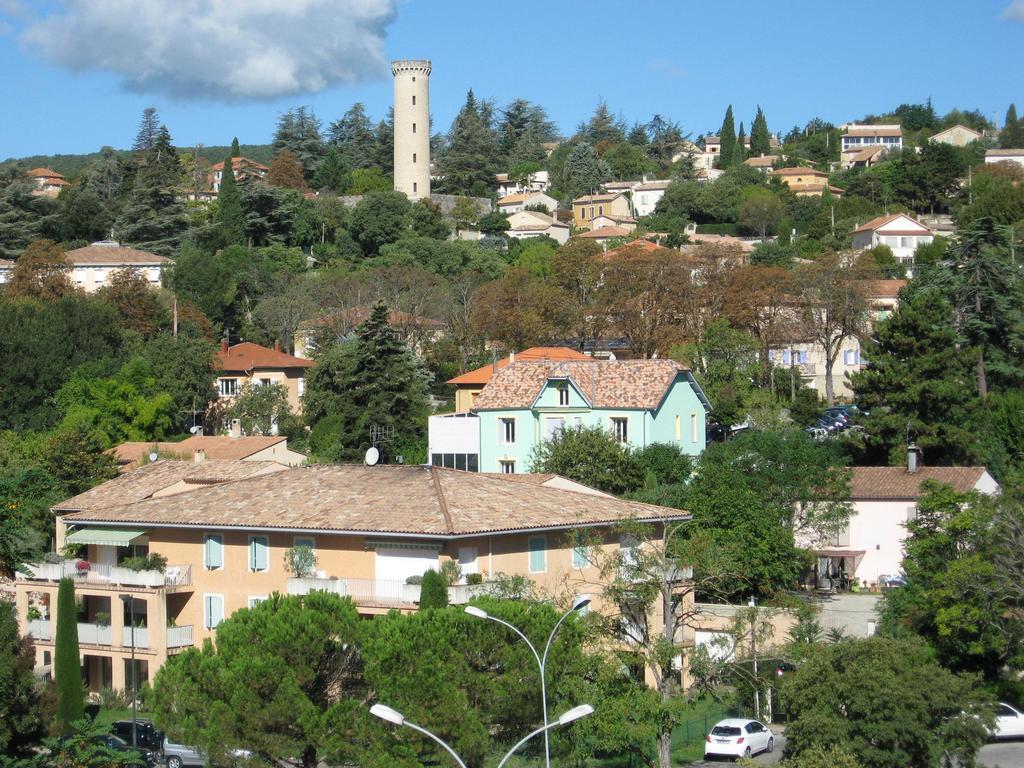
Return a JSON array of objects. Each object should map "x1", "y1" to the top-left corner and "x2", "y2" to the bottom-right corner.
[
  {"x1": 216, "y1": 154, "x2": 245, "y2": 246},
  {"x1": 267, "y1": 149, "x2": 309, "y2": 192},
  {"x1": 272, "y1": 106, "x2": 326, "y2": 179},
  {"x1": 718, "y1": 105, "x2": 737, "y2": 168},
  {"x1": 132, "y1": 107, "x2": 160, "y2": 152},
  {"x1": 230, "y1": 137, "x2": 240, "y2": 158},
  {"x1": 0, "y1": 171, "x2": 57, "y2": 259},
  {"x1": 750, "y1": 106, "x2": 771, "y2": 157},
  {"x1": 312, "y1": 147, "x2": 352, "y2": 193},
  {"x1": 577, "y1": 100, "x2": 626, "y2": 145},
  {"x1": 54, "y1": 578, "x2": 83, "y2": 731},
  {"x1": 497, "y1": 99, "x2": 557, "y2": 164},
  {"x1": 115, "y1": 125, "x2": 189, "y2": 256},
  {"x1": 1001, "y1": 103, "x2": 1021, "y2": 149},
  {"x1": 373, "y1": 110, "x2": 395, "y2": 176},
  {"x1": 563, "y1": 142, "x2": 611, "y2": 199},
  {"x1": 736, "y1": 121, "x2": 747, "y2": 164},
  {"x1": 436, "y1": 90, "x2": 501, "y2": 197},
  {"x1": 328, "y1": 103, "x2": 379, "y2": 169},
  {"x1": 418, "y1": 569, "x2": 448, "y2": 609}
]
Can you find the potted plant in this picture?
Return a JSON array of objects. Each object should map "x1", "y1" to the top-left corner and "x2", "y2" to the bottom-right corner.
[
  {"x1": 93, "y1": 611, "x2": 110, "y2": 627},
  {"x1": 75, "y1": 559, "x2": 91, "y2": 578},
  {"x1": 283, "y1": 545, "x2": 317, "y2": 579}
]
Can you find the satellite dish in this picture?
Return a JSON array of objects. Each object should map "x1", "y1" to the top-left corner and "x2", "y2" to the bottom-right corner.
[
  {"x1": 364, "y1": 446, "x2": 380, "y2": 466},
  {"x1": 149, "y1": 452, "x2": 159, "y2": 463},
  {"x1": 189, "y1": 425, "x2": 200, "y2": 434}
]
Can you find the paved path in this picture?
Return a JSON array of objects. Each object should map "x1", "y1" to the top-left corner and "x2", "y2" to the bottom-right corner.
[{"x1": 980, "y1": 740, "x2": 1024, "y2": 767}]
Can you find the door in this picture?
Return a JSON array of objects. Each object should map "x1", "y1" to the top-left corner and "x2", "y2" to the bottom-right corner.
[{"x1": 375, "y1": 547, "x2": 439, "y2": 584}]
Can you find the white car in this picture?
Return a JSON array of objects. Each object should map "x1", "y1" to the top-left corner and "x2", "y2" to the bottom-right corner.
[
  {"x1": 704, "y1": 718, "x2": 775, "y2": 760},
  {"x1": 993, "y1": 702, "x2": 1024, "y2": 740}
]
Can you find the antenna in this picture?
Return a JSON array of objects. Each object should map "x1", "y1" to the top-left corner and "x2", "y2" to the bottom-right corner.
[{"x1": 364, "y1": 446, "x2": 380, "y2": 466}]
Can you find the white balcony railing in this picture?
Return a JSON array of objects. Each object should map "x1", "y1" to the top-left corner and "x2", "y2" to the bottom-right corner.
[
  {"x1": 121, "y1": 626, "x2": 149, "y2": 649},
  {"x1": 78, "y1": 622, "x2": 112, "y2": 646},
  {"x1": 166, "y1": 625, "x2": 193, "y2": 649},
  {"x1": 28, "y1": 618, "x2": 52, "y2": 641},
  {"x1": 287, "y1": 577, "x2": 491, "y2": 606},
  {"x1": 21, "y1": 561, "x2": 191, "y2": 588}
]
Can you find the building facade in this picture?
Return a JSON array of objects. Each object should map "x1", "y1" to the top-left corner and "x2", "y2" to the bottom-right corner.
[
  {"x1": 64, "y1": 241, "x2": 173, "y2": 293},
  {"x1": 851, "y1": 213, "x2": 934, "y2": 268},
  {"x1": 214, "y1": 341, "x2": 314, "y2": 419},
  {"x1": 392, "y1": 59, "x2": 431, "y2": 199},
  {"x1": 572, "y1": 193, "x2": 631, "y2": 229}
]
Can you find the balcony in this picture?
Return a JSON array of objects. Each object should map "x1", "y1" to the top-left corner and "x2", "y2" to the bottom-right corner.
[
  {"x1": 166, "y1": 625, "x2": 193, "y2": 650},
  {"x1": 28, "y1": 618, "x2": 52, "y2": 641},
  {"x1": 21, "y1": 561, "x2": 191, "y2": 589},
  {"x1": 121, "y1": 626, "x2": 149, "y2": 649},
  {"x1": 286, "y1": 577, "x2": 489, "y2": 607},
  {"x1": 78, "y1": 622, "x2": 113, "y2": 646}
]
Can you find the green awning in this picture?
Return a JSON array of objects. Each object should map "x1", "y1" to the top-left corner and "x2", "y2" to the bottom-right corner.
[{"x1": 65, "y1": 528, "x2": 148, "y2": 547}]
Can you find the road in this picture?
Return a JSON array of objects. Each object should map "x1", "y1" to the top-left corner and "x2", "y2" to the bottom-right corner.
[{"x1": 980, "y1": 740, "x2": 1024, "y2": 767}]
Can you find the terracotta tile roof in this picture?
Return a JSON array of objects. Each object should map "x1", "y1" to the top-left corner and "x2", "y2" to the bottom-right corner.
[
  {"x1": 843, "y1": 126, "x2": 902, "y2": 137},
  {"x1": 744, "y1": 155, "x2": 778, "y2": 168},
  {"x1": 53, "y1": 460, "x2": 286, "y2": 512},
  {"x1": 110, "y1": 436, "x2": 292, "y2": 466},
  {"x1": 604, "y1": 181, "x2": 638, "y2": 191},
  {"x1": 0, "y1": 258, "x2": 13, "y2": 268},
  {"x1": 447, "y1": 347, "x2": 589, "y2": 386},
  {"x1": 931, "y1": 125, "x2": 982, "y2": 140},
  {"x1": 26, "y1": 167, "x2": 65, "y2": 179},
  {"x1": 62, "y1": 465, "x2": 689, "y2": 536},
  {"x1": 573, "y1": 194, "x2": 622, "y2": 205},
  {"x1": 579, "y1": 226, "x2": 631, "y2": 239},
  {"x1": 846, "y1": 146, "x2": 887, "y2": 163},
  {"x1": 210, "y1": 157, "x2": 270, "y2": 172},
  {"x1": 64, "y1": 241, "x2": 173, "y2": 265},
  {"x1": 986, "y1": 148, "x2": 1024, "y2": 157},
  {"x1": 603, "y1": 240, "x2": 674, "y2": 259},
  {"x1": 634, "y1": 181, "x2": 670, "y2": 192},
  {"x1": 850, "y1": 466, "x2": 990, "y2": 499},
  {"x1": 472, "y1": 359, "x2": 687, "y2": 410},
  {"x1": 217, "y1": 341, "x2": 314, "y2": 372},
  {"x1": 497, "y1": 192, "x2": 551, "y2": 206},
  {"x1": 852, "y1": 214, "x2": 930, "y2": 234},
  {"x1": 773, "y1": 166, "x2": 827, "y2": 177},
  {"x1": 299, "y1": 307, "x2": 443, "y2": 332},
  {"x1": 865, "y1": 279, "x2": 907, "y2": 299},
  {"x1": 787, "y1": 183, "x2": 845, "y2": 195}
]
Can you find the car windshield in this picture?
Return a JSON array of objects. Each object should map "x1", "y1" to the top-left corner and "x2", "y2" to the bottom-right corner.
[{"x1": 711, "y1": 726, "x2": 742, "y2": 736}]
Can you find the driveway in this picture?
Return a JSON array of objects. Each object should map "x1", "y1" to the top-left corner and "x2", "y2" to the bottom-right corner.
[
  {"x1": 980, "y1": 740, "x2": 1024, "y2": 767},
  {"x1": 686, "y1": 729, "x2": 784, "y2": 766}
]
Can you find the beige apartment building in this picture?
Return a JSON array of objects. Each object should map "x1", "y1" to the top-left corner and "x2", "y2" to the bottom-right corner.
[
  {"x1": 214, "y1": 340, "x2": 314, "y2": 419},
  {"x1": 16, "y1": 462, "x2": 688, "y2": 693}
]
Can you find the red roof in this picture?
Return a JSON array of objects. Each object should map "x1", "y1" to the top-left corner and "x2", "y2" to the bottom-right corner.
[
  {"x1": 579, "y1": 226, "x2": 632, "y2": 239},
  {"x1": 447, "y1": 347, "x2": 589, "y2": 386},
  {"x1": 850, "y1": 466, "x2": 991, "y2": 499},
  {"x1": 866, "y1": 279, "x2": 908, "y2": 299},
  {"x1": 26, "y1": 167, "x2": 65, "y2": 179},
  {"x1": 773, "y1": 166, "x2": 827, "y2": 177},
  {"x1": 210, "y1": 157, "x2": 270, "y2": 172},
  {"x1": 852, "y1": 213, "x2": 930, "y2": 234},
  {"x1": 217, "y1": 342, "x2": 314, "y2": 373}
]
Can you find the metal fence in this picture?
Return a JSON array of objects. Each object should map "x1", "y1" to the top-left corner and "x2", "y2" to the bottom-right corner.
[{"x1": 672, "y1": 705, "x2": 741, "y2": 748}]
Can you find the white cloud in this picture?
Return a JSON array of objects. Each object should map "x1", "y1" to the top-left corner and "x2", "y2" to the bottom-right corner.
[
  {"x1": 1003, "y1": 0, "x2": 1024, "y2": 21},
  {"x1": 20, "y1": 0, "x2": 397, "y2": 100},
  {"x1": 648, "y1": 59, "x2": 687, "y2": 79}
]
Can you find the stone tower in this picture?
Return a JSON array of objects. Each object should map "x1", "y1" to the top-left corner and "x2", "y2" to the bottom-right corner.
[{"x1": 391, "y1": 59, "x2": 431, "y2": 200}]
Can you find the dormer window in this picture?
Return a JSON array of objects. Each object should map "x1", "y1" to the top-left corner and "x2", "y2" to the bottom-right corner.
[{"x1": 558, "y1": 385, "x2": 570, "y2": 406}]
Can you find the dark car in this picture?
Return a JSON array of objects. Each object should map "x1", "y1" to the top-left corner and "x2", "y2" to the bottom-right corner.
[
  {"x1": 93, "y1": 734, "x2": 158, "y2": 766},
  {"x1": 111, "y1": 720, "x2": 164, "y2": 751}
]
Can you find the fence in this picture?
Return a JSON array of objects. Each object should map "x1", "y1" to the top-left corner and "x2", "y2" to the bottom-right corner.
[{"x1": 671, "y1": 705, "x2": 741, "y2": 750}]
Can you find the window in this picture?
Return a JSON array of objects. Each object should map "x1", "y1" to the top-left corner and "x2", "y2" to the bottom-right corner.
[
  {"x1": 458, "y1": 546, "x2": 478, "y2": 575},
  {"x1": 203, "y1": 534, "x2": 223, "y2": 570},
  {"x1": 499, "y1": 417, "x2": 516, "y2": 445},
  {"x1": 691, "y1": 413, "x2": 698, "y2": 442},
  {"x1": 218, "y1": 378, "x2": 238, "y2": 397},
  {"x1": 204, "y1": 594, "x2": 223, "y2": 629},
  {"x1": 413, "y1": 153, "x2": 417, "y2": 163},
  {"x1": 901, "y1": 236, "x2": 913, "y2": 249},
  {"x1": 499, "y1": 460, "x2": 515, "y2": 474},
  {"x1": 258, "y1": 377, "x2": 272, "y2": 387},
  {"x1": 528, "y1": 536, "x2": 547, "y2": 572},
  {"x1": 249, "y1": 536, "x2": 269, "y2": 572},
  {"x1": 293, "y1": 536, "x2": 315, "y2": 555},
  {"x1": 829, "y1": 525, "x2": 851, "y2": 547},
  {"x1": 412, "y1": 95, "x2": 416, "y2": 105},
  {"x1": 546, "y1": 417, "x2": 565, "y2": 440},
  {"x1": 412, "y1": 122, "x2": 417, "y2": 133},
  {"x1": 589, "y1": 206, "x2": 594, "y2": 219},
  {"x1": 248, "y1": 596, "x2": 267, "y2": 609},
  {"x1": 298, "y1": 377, "x2": 305, "y2": 396},
  {"x1": 413, "y1": 182, "x2": 417, "y2": 194},
  {"x1": 843, "y1": 349, "x2": 861, "y2": 366},
  {"x1": 611, "y1": 417, "x2": 628, "y2": 444},
  {"x1": 558, "y1": 385, "x2": 570, "y2": 406},
  {"x1": 572, "y1": 541, "x2": 588, "y2": 569}
]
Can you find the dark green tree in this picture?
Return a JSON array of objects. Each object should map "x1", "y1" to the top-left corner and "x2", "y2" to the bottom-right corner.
[
  {"x1": 1000, "y1": 103, "x2": 1022, "y2": 149},
  {"x1": 531, "y1": 424, "x2": 645, "y2": 495},
  {"x1": 312, "y1": 147, "x2": 352, "y2": 194},
  {"x1": 328, "y1": 103, "x2": 378, "y2": 169},
  {"x1": 0, "y1": 601, "x2": 43, "y2": 755},
  {"x1": 749, "y1": 106, "x2": 771, "y2": 157},
  {"x1": 0, "y1": 170, "x2": 58, "y2": 259},
  {"x1": 273, "y1": 106, "x2": 327, "y2": 179},
  {"x1": 132, "y1": 107, "x2": 160, "y2": 152},
  {"x1": 54, "y1": 577, "x2": 83, "y2": 731},
  {"x1": 373, "y1": 110, "x2": 395, "y2": 176},
  {"x1": 497, "y1": 99, "x2": 557, "y2": 164},
  {"x1": 645, "y1": 115, "x2": 688, "y2": 173},
  {"x1": 216, "y1": 154, "x2": 245, "y2": 247},
  {"x1": 436, "y1": 91, "x2": 500, "y2": 197},
  {"x1": 418, "y1": 569, "x2": 448, "y2": 610},
  {"x1": 562, "y1": 142, "x2": 611, "y2": 200},
  {"x1": 407, "y1": 199, "x2": 449, "y2": 240},
  {"x1": 303, "y1": 301, "x2": 430, "y2": 462},
  {"x1": 576, "y1": 100, "x2": 626, "y2": 145},
  {"x1": 230, "y1": 137, "x2": 240, "y2": 157},
  {"x1": 736, "y1": 121, "x2": 747, "y2": 164},
  {"x1": 717, "y1": 105, "x2": 737, "y2": 168},
  {"x1": 53, "y1": 185, "x2": 113, "y2": 246},
  {"x1": 348, "y1": 190, "x2": 412, "y2": 255}
]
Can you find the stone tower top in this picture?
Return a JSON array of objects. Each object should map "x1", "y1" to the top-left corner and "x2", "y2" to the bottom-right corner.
[{"x1": 391, "y1": 60, "x2": 432, "y2": 76}]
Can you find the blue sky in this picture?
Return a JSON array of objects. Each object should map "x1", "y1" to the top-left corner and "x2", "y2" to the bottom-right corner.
[{"x1": 1, "y1": 0, "x2": 1022, "y2": 159}]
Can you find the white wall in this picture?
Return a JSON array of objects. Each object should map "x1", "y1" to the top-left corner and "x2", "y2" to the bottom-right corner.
[
  {"x1": 428, "y1": 413, "x2": 480, "y2": 456},
  {"x1": 846, "y1": 500, "x2": 916, "y2": 585}
]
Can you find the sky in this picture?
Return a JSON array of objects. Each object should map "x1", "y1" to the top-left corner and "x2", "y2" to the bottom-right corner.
[{"x1": 1, "y1": 0, "x2": 1022, "y2": 160}]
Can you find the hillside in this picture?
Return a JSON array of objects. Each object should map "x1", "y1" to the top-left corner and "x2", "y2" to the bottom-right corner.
[{"x1": 1, "y1": 144, "x2": 276, "y2": 179}]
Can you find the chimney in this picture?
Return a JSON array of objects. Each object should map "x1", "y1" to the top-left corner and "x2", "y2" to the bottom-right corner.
[
  {"x1": 907, "y1": 443, "x2": 920, "y2": 474},
  {"x1": 229, "y1": 419, "x2": 242, "y2": 439},
  {"x1": 491, "y1": 349, "x2": 498, "y2": 375},
  {"x1": 274, "y1": 340, "x2": 281, "y2": 353},
  {"x1": 509, "y1": 351, "x2": 515, "y2": 366},
  {"x1": 193, "y1": 449, "x2": 206, "y2": 463},
  {"x1": 220, "y1": 338, "x2": 229, "y2": 353}
]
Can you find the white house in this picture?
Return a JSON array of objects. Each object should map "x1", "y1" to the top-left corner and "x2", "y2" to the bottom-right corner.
[
  {"x1": 851, "y1": 213, "x2": 933, "y2": 268},
  {"x1": 813, "y1": 461, "x2": 999, "y2": 589},
  {"x1": 632, "y1": 180, "x2": 671, "y2": 217},
  {"x1": 65, "y1": 241, "x2": 174, "y2": 293},
  {"x1": 840, "y1": 124, "x2": 903, "y2": 154},
  {"x1": 495, "y1": 191, "x2": 558, "y2": 216},
  {"x1": 930, "y1": 124, "x2": 982, "y2": 147},
  {"x1": 0, "y1": 258, "x2": 12, "y2": 283},
  {"x1": 985, "y1": 148, "x2": 1024, "y2": 170},
  {"x1": 26, "y1": 168, "x2": 70, "y2": 197},
  {"x1": 505, "y1": 210, "x2": 570, "y2": 245},
  {"x1": 495, "y1": 171, "x2": 551, "y2": 198}
]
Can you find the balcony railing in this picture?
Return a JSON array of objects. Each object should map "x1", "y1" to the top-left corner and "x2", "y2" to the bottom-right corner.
[
  {"x1": 78, "y1": 622, "x2": 112, "y2": 646},
  {"x1": 121, "y1": 626, "x2": 149, "y2": 649},
  {"x1": 287, "y1": 577, "x2": 490, "y2": 607},
  {"x1": 28, "y1": 618, "x2": 52, "y2": 641},
  {"x1": 21, "y1": 561, "x2": 191, "y2": 589},
  {"x1": 166, "y1": 625, "x2": 193, "y2": 649}
]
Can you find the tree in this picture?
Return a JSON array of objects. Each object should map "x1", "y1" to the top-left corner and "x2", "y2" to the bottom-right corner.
[
  {"x1": 562, "y1": 142, "x2": 611, "y2": 200},
  {"x1": 782, "y1": 636, "x2": 990, "y2": 768},
  {"x1": 273, "y1": 106, "x2": 327, "y2": 178},
  {"x1": 1000, "y1": 103, "x2": 1022, "y2": 149},
  {"x1": 470, "y1": 267, "x2": 568, "y2": 350},
  {"x1": 738, "y1": 188, "x2": 784, "y2": 238},
  {"x1": 373, "y1": 111, "x2": 395, "y2": 176},
  {"x1": 531, "y1": 425, "x2": 645, "y2": 495},
  {"x1": 0, "y1": 170, "x2": 57, "y2": 259},
  {"x1": 407, "y1": 199, "x2": 449, "y2": 240},
  {"x1": 349, "y1": 191, "x2": 412, "y2": 255},
  {"x1": 726, "y1": 265, "x2": 795, "y2": 386},
  {"x1": 52, "y1": 185, "x2": 113, "y2": 246},
  {"x1": 328, "y1": 103, "x2": 379, "y2": 169},
  {"x1": 132, "y1": 107, "x2": 160, "y2": 152},
  {"x1": 794, "y1": 253, "x2": 873, "y2": 405},
  {"x1": 268, "y1": 149, "x2": 310, "y2": 192},
  {"x1": 216, "y1": 154, "x2": 245, "y2": 246},
  {"x1": 5, "y1": 239, "x2": 75, "y2": 300},
  {"x1": 646, "y1": 115, "x2": 688, "y2": 173},
  {"x1": 151, "y1": 592, "x2": 363, "y2": 768},
  {"x1": 418, "y1": 569, "x2": 448, "y2": 610},
  {"x1": 54, "y1": 577, "x2": 83, "y2": 731},
  {"x1": 230, "y1": 137, "x2": 240, "y2": 157},
  {"x1": 95, "y1": 267, "x2": 167, "y2": 337},
  {"x1": 0, "y1": 601, "x2": 43, "y2": 755},
  {"x1": 749, "y1": 106, "x2": 771, "y2": 157},
  {"x1": 736, "y1": 121, "x2": 747, "y2": 164},
  {"x1": 497, "y1": 99, "x2": 557, "y2": 165},
  {"x1": 312, "y1": 147, "x2": 352, "y2": 194},
  {"x1": 717, "y1": 105, "x2": 737, "y2": 168},
  {"x1": 224, "y1": 382, "x2": 293, "y2": 437},
  {"x1": 303, "y1": 301, "x2": 430, "y2": 462},
  {"x1": 576, "y1": 100, "x2": 626, "y2": 145},
  {"x1": 550, "y1": 239, "x2": 605, "y2": 351},
  {"x1": 436, "y1": 91, "x2": 501, "y2": 197}
]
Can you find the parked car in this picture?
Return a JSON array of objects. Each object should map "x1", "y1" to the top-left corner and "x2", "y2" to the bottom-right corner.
[
  {"x1": 704, "y1": 718, "x2": 774, "y2": 760},
  {"x1": 162, "y1": 737, "x2": 204, "y2": 768},
  {"x1": 92, "y1": 734, "x2": 158, "y2": 766},
  {"x1": 992, "y1": 702, "x2": 1024, "y2": 740},
  {"x1": 111, "y1": 719, "x2": 163, "y2": 751}
]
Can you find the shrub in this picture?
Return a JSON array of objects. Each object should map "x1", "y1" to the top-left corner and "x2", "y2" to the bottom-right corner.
[
  {"x1": 120, "y1": 554, "x2": 168, "y2": 573},
  {"x1": 440, "y1": 559, "x2": 462, "y2": 587},
  {"x1": 93, "y1": 611, "x2": 110, "y2": 627},
  {"x1": 405, "y1": 574, "x2": 423, "y2": 585},
  {"x1": 283, "y1": 545, "x2": 317, "y2": 578},
  {"x1": 419, "y1": 569, "x2": 448, "y2": 609},
  {"x1": 466, "y1": 573, "x2": 483, "y2": 586}
]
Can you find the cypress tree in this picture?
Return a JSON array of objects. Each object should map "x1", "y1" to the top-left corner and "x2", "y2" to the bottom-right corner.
[
  {"x1": 230, "y1": 137, "x2": 240, "y2": 158},
  {"x1": 54, "y1": 578, "x2": 83, "y2": 731},
  {"x1": 419, "y1": 569, "x2": 448, "y2": 610},
  {"x1": 216, "y1": 154, "x2": 245, "y2": 246},
  {"x1": 736, "y1": 121, "x2": 747, "y2": 164},
  {"x1": 750, "y1": 106, "x2": 771, "y2": 157},
  {"x1": 718, "y1": 105, "x2": 737, "y2": 168},
  {"x1": 1001, "y1": 103, "x2": 1021, "y2": 149}
]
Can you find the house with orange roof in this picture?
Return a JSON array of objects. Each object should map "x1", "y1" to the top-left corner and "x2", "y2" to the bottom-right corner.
[
  {"x1": 851, "y1": 213, "x2": 933, "y2": 270},
  {"x1": 446, "y1": 347, "x2": 590, "y2": 413},
  {"x1": 65, "y1": 241, "x2": 174, "y2": 292},
  {"x1": 495, "y1": 190, "x2": 558, "y2": 215},
  {"x1": 770, "y1": 167, "x2": 844, "y2": 197},
  {"x1": 504, "y1": 209, "x2": 570, "y2": 245},
  {"x1": 26, "y1": 167, "x2": 69, "y2": 197},
  {"x1": 208, "y1": 156, "x2": 270, "y2": 193},
  {"x1": 571, "y1": 193, "x2": 631, "y2": 229},
  {"x1": 577, "y1": 225, "x2": 633, "y2": 248},
  {"x1": 110, "y1": 434, "x2": 307, "y2": 470},
  {"x1": 213, "y1": 340, "x2": 315, "y2": 422}
]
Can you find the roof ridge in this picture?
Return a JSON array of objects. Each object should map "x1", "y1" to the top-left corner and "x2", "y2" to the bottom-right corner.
[{"x1": 431, "y1": 466, "x2": 455, "y2": 534}]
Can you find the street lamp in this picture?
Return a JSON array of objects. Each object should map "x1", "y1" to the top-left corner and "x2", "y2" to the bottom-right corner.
[
  {"x1": 118, "y1": 595, "x2": 137, "y2": 748},
  {"x1": 370, "y1": 702, "x2": 593, "y2": 768},
  {"x1": 464, "y1": 596, "x2": 591, "y2": 768}
]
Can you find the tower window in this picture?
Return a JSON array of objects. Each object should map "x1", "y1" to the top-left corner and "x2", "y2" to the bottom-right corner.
[
  {"x1": 412, "y1": 76, "x2": 416, "y2": 82},
  {"x1": 412, "y1": 95, "x2": 416, "y2": 105},
  {"x1": 413, "y1": 153, "x2": 417, "y2": 163},
  {"x1": 413, "y1": 122, "x2": 416, "y2": 133},
  {"x1": 413, "y1": 182, "x2": 418, "y2": 193}
]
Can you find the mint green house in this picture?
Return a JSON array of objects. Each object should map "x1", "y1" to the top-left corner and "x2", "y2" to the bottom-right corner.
[{"x1": 468, "y1": 359, "x2": 711, "y2": 474}]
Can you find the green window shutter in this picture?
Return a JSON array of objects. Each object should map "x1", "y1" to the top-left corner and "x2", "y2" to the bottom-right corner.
[
  {"x1": 572, "y1": 545, "x2": 588, "y2": 569},
  {"x1": 204, "y1": 595, "x2": 223, "y2": 629},
  {"x1": 250, "y1": 537, "x2": 268, "y2": 571},
  {"x1": 529, "y1": 536, "x2": 546, "y2": 573},
  {"x1": 204, "y1": 535, "x2": 223, "y2": 569}
]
